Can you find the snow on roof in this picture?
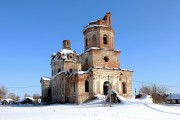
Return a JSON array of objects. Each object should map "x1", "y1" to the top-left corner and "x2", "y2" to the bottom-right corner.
[
  {"x1": 74, "y1": 68, "x2": 92, "y2": 74},
  {"x1": 85, "y1": 47, "x2": 100, "y2": 52},
  {"x1": 85, "y1": 24, "x2": 108, "y2": 30},
  {"x1": 167, "y1": 94, "x2": 180, "y2": 99},
  {"x1": 25, "y1": 97, "x2": 34, "y2": 101},
  {"x1": 52, "y1": 49, "x2": 74, "y2": 61},
  {"x1": 95, "y1": 67, "x2": 103, "y2": 69},
  {"x1": 93, "y1": 67, "x2": 120, "y2": 70},
  {"x1": 121, "y1": 69, "x2": 133, "y2": 72},
  {"x1": 41, "y1": 77, "x2": 51, "y2": 81},
  {"x1": 114, "y1": 49, "x2": 120, "y2": 52},
  {"x1": 52, "y1": 53, "x2": 56, "y2": 56},
  {"x1": 75, "y1": 71, "x2": 89, "y2": 74},
  {"x1": 3, "y1": 99, "x2": 13, "y2": 103},
  {"x1": 59, "y1": 49, "x2": 74, "y2": 55},
  {"x1": 51, "y1": 71, "x2": 66, "y2": 79}
]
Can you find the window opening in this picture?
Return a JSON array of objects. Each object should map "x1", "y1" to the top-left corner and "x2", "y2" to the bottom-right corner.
[
  {"x1": 103, "y1": 35, "x2": 108, "y2": 44},
  {"x1": 122, "y1": 82, "x2": 127, "y2": 94},
  {"x1": 85, "y1": 80, "x2": 89, "y2": 92},
  {"x1": 58, "y1": 69, "x2": 61, "y2": 73},
  {"x1": 104, "y1": 56, "x2": 109, "y2": 62}
]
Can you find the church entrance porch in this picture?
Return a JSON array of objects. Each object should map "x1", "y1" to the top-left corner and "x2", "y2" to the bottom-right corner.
[{"x1": 103, "y1": 81, "x2": 111, "y2": 95}]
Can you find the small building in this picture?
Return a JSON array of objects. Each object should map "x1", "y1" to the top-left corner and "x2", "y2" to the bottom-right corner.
[
  {"x1": 21, "y1": 97, "x2": 34, "y2": 104},
  {"x1": 166, "y1": 93, "x2": 180, "y2": 104},
  {"x1": 1, "y1": 99, "x2": 14, "y2": 105}
]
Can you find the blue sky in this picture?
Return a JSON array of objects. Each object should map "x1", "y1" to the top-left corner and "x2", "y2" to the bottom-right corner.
[{"x1": 0, "y1": 0, "x2": 180, "y2": 97}]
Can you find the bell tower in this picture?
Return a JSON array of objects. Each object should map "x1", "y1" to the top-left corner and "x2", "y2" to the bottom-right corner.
[
  {"x1": 63, "y1": 40, "x2": 71, "y2": 50},
  {"x1": 83, "y1": 12, "x2": 114, "y2": 51},
  {"x1": 81, "y1": 12, "x2": 120, "y2": 70}
]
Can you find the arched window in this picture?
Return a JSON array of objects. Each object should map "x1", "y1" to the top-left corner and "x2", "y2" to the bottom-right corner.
[
  {"x1": 103, "y1": 81, "x2": 111, "y2": 95},
  {"x1": 63, "y1": 42, "x2": 66, "y2": 46},
  {"x1": 85, "y1": 80, "x2": 89, "y2": 92},
  {"x1": 68, "y1": 54, "x2": 73, "y2": 59},
  {"x1": 58, "y1": 68, "x2": 61, "y2": 73},
  {"x1": 103, "y1": 35, "x2": 108, "y2": 44},
  {"x1": 122, "y1": 82, "x2": 127, "y2": 94}
]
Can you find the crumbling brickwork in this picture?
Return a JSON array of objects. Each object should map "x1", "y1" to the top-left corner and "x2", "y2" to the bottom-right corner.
[{"x1": 40, "y1": 12, "x2": 133, "y2": 104}]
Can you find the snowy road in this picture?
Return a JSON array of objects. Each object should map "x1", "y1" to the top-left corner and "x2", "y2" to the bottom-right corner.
[{"x1": 0, "y1": 103, "x2": 180, "y2": 120}]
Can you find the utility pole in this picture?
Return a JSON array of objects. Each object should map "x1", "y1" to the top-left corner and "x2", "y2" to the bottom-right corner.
[{"x1": 108, "y1": 75, "x2": 111, "y2": 107}]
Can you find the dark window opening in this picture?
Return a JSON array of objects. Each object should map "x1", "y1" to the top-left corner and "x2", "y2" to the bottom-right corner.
[
  {"x1": 103, "y1": 81, "x2": 110, "y2": 95},
  {"x1": 104, "y1": 56, "x2": 109, "y2": 62},
  {"x1": 58, "y1": 54, "x2": 61, "y2": 59},
  {"x1": 86, "y1": 58, "x2": 88, "y2": 64},
  {"x1": 58, "y1": 69, "x2": 61, "y2": 73},
  {"x1": 85, "y1": 80, "x2": 89, "y2": 92},
  {"x1": 69, "y1": 68, "x2": 73, "y2": 73},
  {"x1": 68, "y1": 55, "x2": 73, "y2": 59},
  {"x1": 48, "y1": 89, "x2": 51, "y2": 97},
  {"x1": 103, "y1": 35, "x2": 108, "y2": 44},
  {"x1": 122, "y1": 82, "x2": 127, "y2": 94}
]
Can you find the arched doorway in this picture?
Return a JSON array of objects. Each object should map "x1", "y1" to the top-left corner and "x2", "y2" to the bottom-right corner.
[{"x1": 103, "y1": 81, "x2": 111, "y2": 95}]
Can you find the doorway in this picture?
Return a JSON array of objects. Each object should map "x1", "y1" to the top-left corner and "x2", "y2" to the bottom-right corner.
[{"x1": 103, "y1": 81, "x2": 110, "y2": 95}]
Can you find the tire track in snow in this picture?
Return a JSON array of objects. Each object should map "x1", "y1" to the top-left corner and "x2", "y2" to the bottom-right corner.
[{"x1": 144, "y1": 103, "x2": 180, "y2": 116}]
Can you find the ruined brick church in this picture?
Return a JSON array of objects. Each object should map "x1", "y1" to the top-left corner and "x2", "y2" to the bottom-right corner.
[{"x1": 40, "y1": 12, "x2": 133, "y2": 104}]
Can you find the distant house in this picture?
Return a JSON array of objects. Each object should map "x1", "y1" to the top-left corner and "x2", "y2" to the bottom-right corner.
[
  {"x1": 166, "y1": 94, "x2": 180, "y2": 104},
  {"x1": 34, "y1": 99, "x2": 41, "y2": 104},
  {"x1": 0, "y1": 99, "x2": 2, "y2": 105},
  {"x1": 21, "y1": 97, "x2": 34, "y2": 104},
  {"x1": 2, "y1": 99, "x2": 14, "y2": 105}
]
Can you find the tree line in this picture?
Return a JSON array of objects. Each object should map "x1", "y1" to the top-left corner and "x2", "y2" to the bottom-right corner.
[
  {"x1": 0, "y1": 86, "x2": 40, "y2": 101},
  {"x1": 1, "y1": 84, "x2": 169, "y2": 103}
]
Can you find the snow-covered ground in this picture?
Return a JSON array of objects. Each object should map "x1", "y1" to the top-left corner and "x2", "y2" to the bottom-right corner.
[{"x1": 0, "y1": 96, "x2": 180, "y2": 120}]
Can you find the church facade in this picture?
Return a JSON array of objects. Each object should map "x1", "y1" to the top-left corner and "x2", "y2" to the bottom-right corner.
[{"x1": 40, "y1": 12, "x2": 133, "y2": 104}]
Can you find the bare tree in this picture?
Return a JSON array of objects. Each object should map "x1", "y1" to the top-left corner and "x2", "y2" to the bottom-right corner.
[
  {"x1": 138, "y1": 84, "x2": 168, "y2": 103},
  {"x1": 0, "y1": 86, "x2": 8, "y2": 99},
  {"x1": 24, "y1": 93, "x2": 30, "y2": 99},
  {"x1": 8, "y1": 93, "x2": 17, "y2": 101}
]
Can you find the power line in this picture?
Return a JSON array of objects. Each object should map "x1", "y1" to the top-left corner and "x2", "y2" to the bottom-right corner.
[
  {"x1": 5, "y1": 80, "x2": 180, "y2": 89},
  {"x1": 8, "y1": 86, "x2": 40, "y2": 89},
  {"x1": 132, "y1": 80, "x2": 180, "y2": 89}
]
